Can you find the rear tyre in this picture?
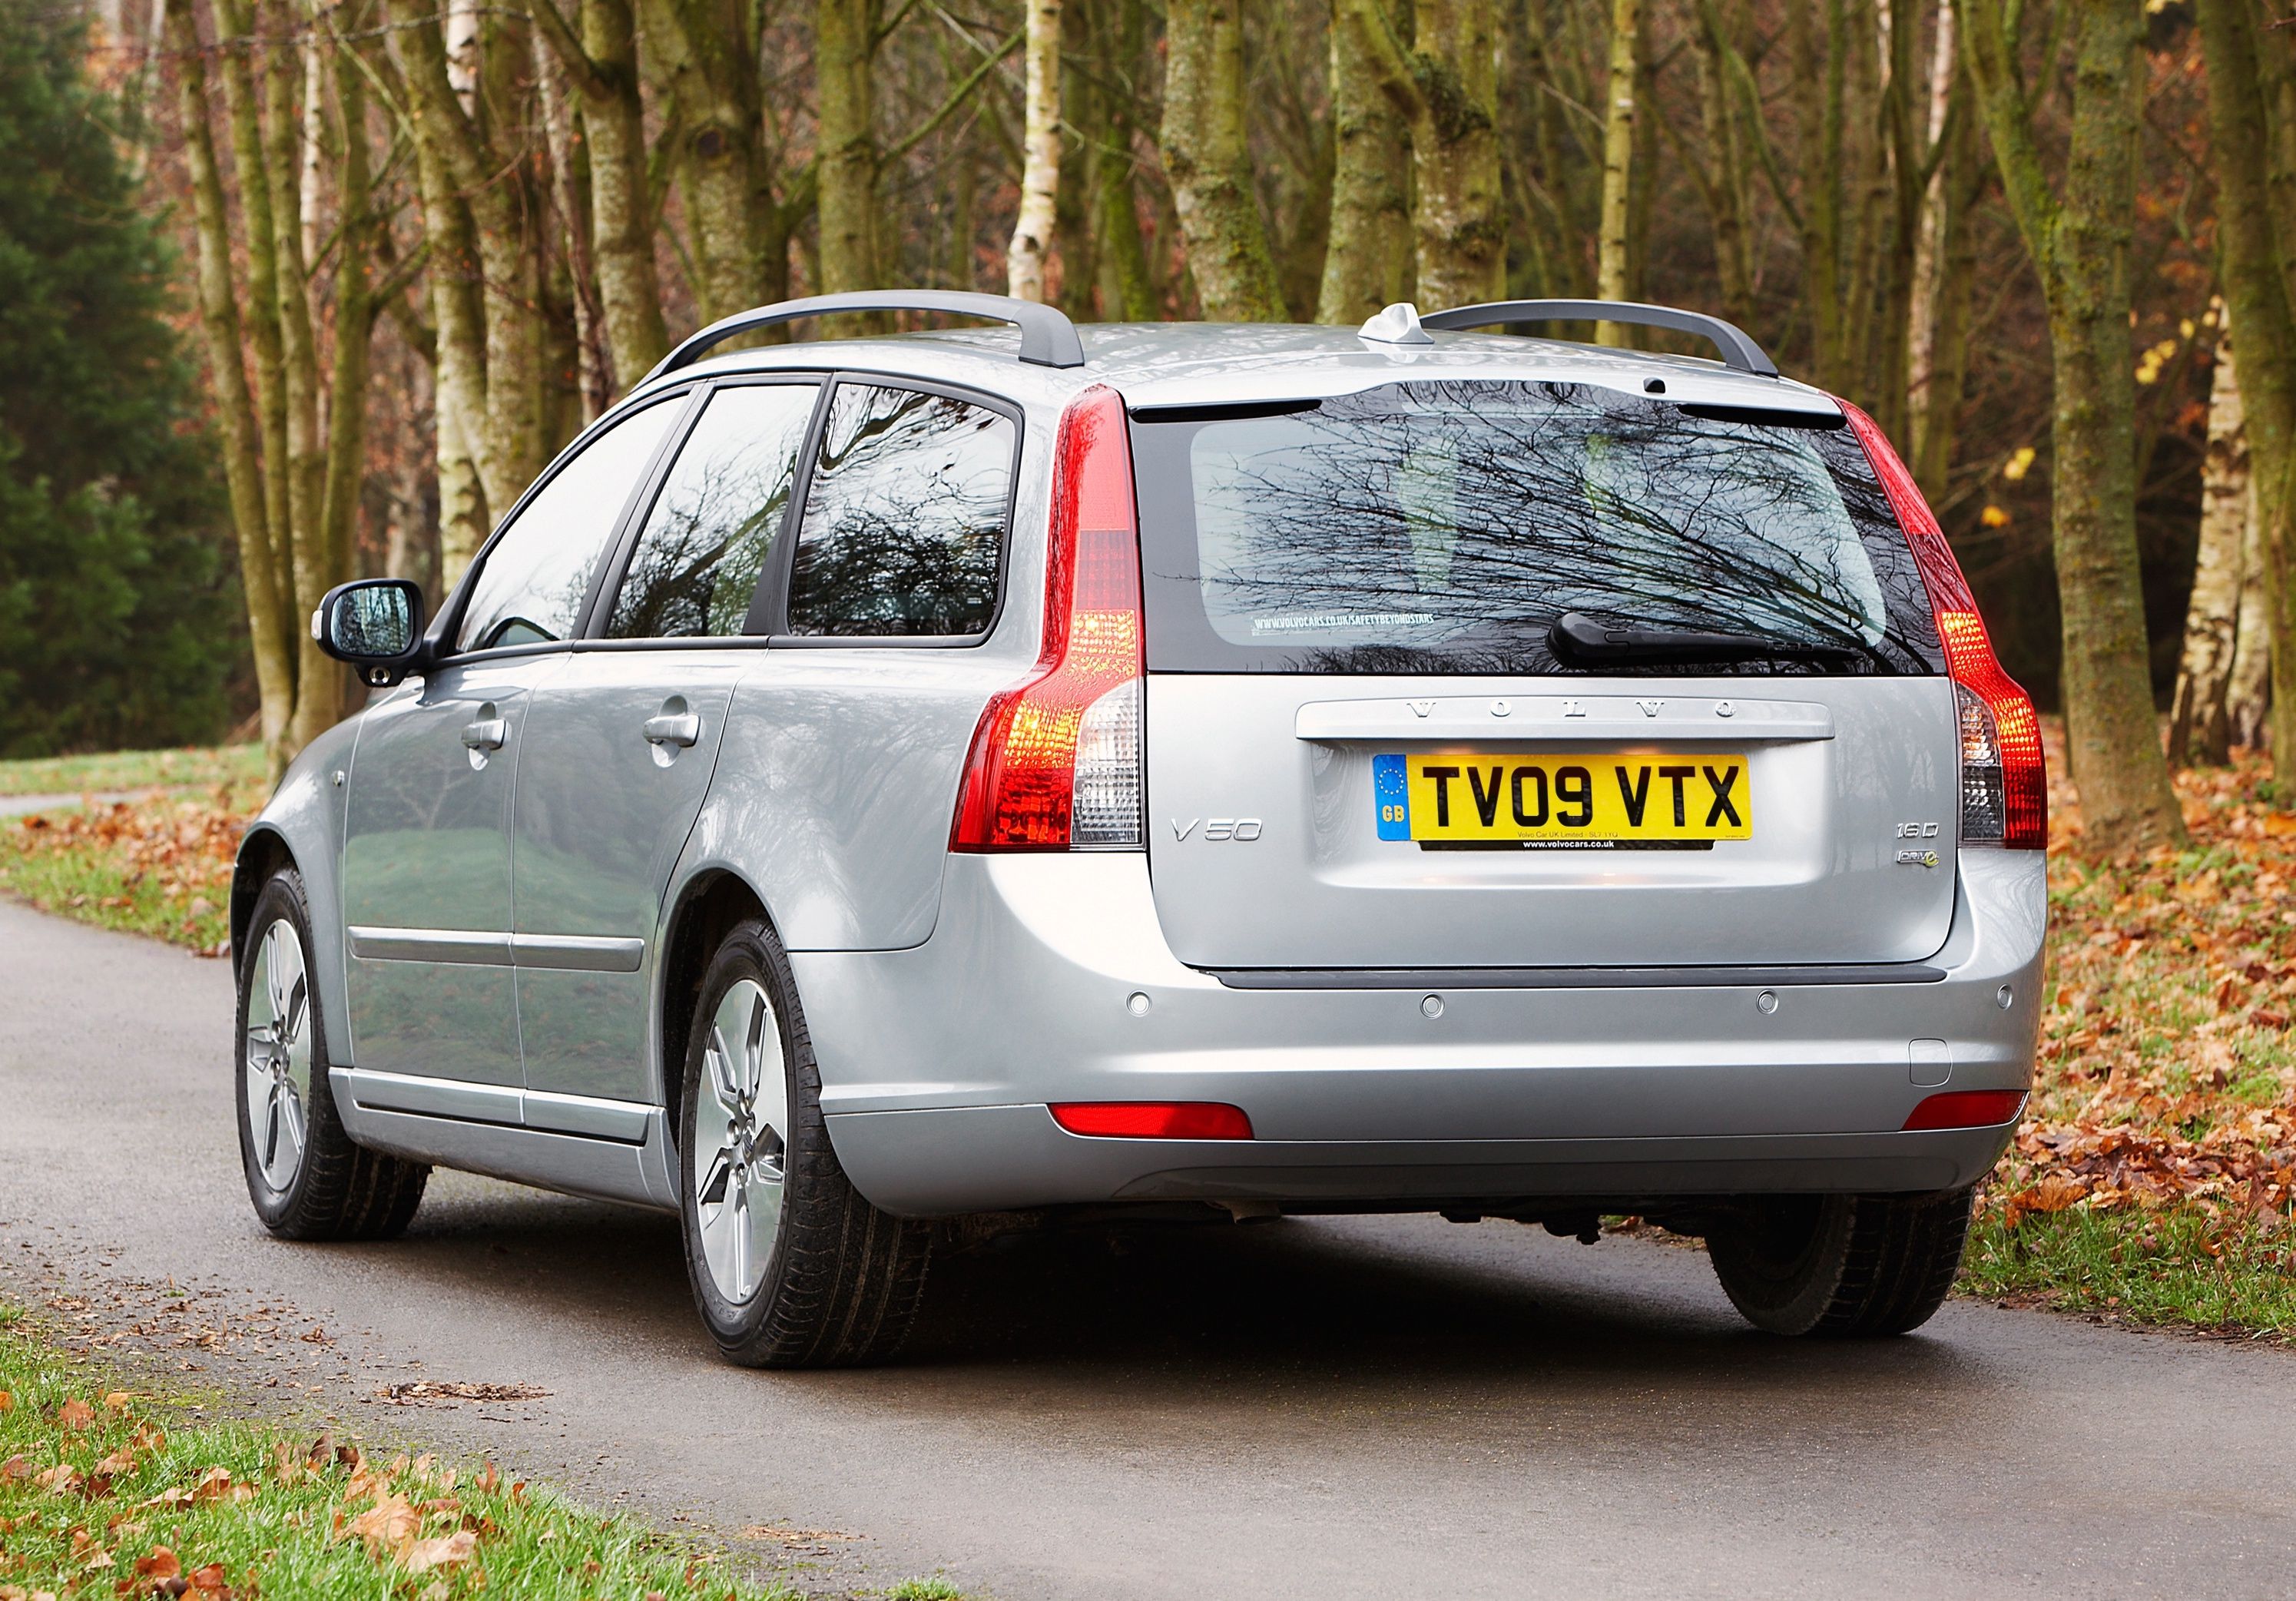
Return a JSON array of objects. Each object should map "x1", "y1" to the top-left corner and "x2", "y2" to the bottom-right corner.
[
  {"x1": 677, "y1": 918, "x2": 931, "y2": 1368},
  {"x1": 236, "y1": 868, "x2": 430, "y2": 1241},
  {"x1": 1706, "y1": 1188, "x2": 1972, "y2": 1337}
]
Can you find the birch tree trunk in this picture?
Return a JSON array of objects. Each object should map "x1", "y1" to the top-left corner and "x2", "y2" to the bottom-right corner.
[
  {"x1": 1957, "y1": 0, "x2": 2185, "y2": 850},
  {"x1": 1909, "y1": 24, "x2": 1983, "y2": 496},
  {"x1": 2169, "y1": 328, "x2": 2254, "y2": 765},
  {"x1": 2229, "y1": 496, "x2": 2272, "y2": 749},
  {"x1": 1007, "y1": 0, "x2": 1062, "y2": 300},
  {"x1": 2198, "y1": 0, "x2": 2296, "y2": 766},
  {"x1": 1162, "y1": 0, "x2": 1287, "y2": 320},
  {"x1": 390, "y1": 0, "x2": 548, "y2": 575},
  {"x1": 1595, "y1": 0, "x2": 1638, "y2": 342},
  {"x1": 1318, "y1": 0, "x2": 1413, "y2": 323}
]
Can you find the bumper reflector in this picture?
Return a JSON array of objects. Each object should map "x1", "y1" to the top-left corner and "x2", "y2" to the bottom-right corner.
[
  {"x1": 1050, "y1": 1102, "x2": 1254, "y2": 1140},
  {"x1": 1902, "y1": 1089, "x2": 2027, "y2": 1131}
]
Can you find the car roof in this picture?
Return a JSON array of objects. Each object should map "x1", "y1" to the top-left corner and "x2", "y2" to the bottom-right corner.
[{"x1": 628, "y1": 320, "x2": 1844, "y2": 419}]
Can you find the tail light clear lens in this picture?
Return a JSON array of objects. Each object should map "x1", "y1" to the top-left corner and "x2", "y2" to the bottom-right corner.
[
  {"x1": 1837, "y1": 401, "x2": 2046, "y2": 849},
  {"x1": 951, "y1": 386, "x2": 1144, "y2": 850}
]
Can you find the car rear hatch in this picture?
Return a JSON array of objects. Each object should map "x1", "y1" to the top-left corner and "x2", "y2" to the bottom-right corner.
[{"x1": 1128, "y1": 378, "x2": 1962, "y2": 973}]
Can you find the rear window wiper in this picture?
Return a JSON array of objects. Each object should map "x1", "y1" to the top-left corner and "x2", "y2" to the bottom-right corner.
[{"x1": 1549, "y1": 610, "x2": 1881, "y2": 670}]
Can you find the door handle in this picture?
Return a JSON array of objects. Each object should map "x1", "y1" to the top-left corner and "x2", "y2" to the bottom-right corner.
[
  {"x1": 460, "y1": 718, "x2": 507, "y2": 751},
  {"x1": 644, "y1": 712, "x2": 701, "y2": 748}
]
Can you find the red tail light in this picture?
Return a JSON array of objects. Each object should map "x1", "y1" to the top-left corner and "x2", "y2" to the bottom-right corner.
[
  {"x1": 951, "y1": 386, "x2": 1145, "y2": 850},
  {"x1": 1050, "y1": 1102, "x2": 1255, "y2": 1139},
  {"x1": 1902, "y1": 1089, "x2": 2028, "y2": 1132},
  {"x1": 1837, "y1": 401, "x2": 2047, "y2": 849}
]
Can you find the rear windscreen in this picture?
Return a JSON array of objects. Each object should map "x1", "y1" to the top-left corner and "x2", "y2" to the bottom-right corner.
[{"x1": 1129, "y1": 380, "x2": 1943, "y2": 675}]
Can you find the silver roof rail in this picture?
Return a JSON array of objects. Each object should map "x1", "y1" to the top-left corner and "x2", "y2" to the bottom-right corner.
[
  {"x1": 646, "y1": 290, "x2": 1087, "y2": 381},
  {"x1": 1420, "y1": 299, "x2": 1778, "y2": 378}
]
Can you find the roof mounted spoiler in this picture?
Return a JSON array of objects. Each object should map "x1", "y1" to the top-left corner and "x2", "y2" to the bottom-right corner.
[
  {"x1": 1418, "y1": 299, "x2": 1778, "y2": 378},
  {"x1": 646, "y1": 290, "x2": 1087, "y2": 381}
]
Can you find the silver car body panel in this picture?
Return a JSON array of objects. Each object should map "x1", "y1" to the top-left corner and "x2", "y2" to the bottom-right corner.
[
  {"x1": 509, "y1": 648, "x2": 743, "y2": 1112},
  {"x1": 240, "y1": 320, "x2": 2043, "y2": 1220},
  {"x1": 1145, "y1": 675, "x2": 1962, "y2": 970},
  {"x1": 809, "y1": 850, "x2": 2043, "y2": 1214}
]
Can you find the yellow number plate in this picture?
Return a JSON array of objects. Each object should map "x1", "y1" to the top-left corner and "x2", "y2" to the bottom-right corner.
[{"x1": 1373, "y1": 752, "x2": 1751, "y2": 843}]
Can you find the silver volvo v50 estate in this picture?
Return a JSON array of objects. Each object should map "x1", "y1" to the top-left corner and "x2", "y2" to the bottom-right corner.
[{"x1": 234, "y1": 291, "x2": 2046, "y2": 1366}]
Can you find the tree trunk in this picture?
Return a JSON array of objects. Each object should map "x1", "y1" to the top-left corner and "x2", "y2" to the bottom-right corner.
[
  {"x1": 168, "y1": 0, "x2": 295, "y2": 769},
  {"x1": 1904, "y1": 0, "x2": 1955, "y2": 429},
  {"x1": 390, "y1": 0, "x2": 547, "y2": 575},
  {"x1": 214, "y1": 0, "x2": 293, "y2": 629},
  {"x1": 1162, "y1": 0, "x2": 1287, "y2": 319},
  {"x1": 1317, "y1": 0, "x2": 1413, "y2": 323},
  {"x1": 575, "y1": 0, "x2": 665, "y2": 384},
  {"x1": 2229, "y1": 491, "x2": 2272, "y2": 748},
  {"x1": 1088, "y1": 0, "x2": 1158, "y2": 318},
  {"x1": 317, "y1": 18, "x2": 377, "y2": 724},
  {"x1": 817, "y1": 0, "x2": 882, "y2": 293},
  {"x1": 2198, "y1": 0, "x2": 2296, "y2": 768},
  {"x1": 1337, "y1": 0, "x2": 1503, "y2": 309},
  {"x1": 1008, "y1": 0, "x2": 1062, "y2": 300},
  {"x1": 2169, "y1": 328, "x2": 2253, "y2": 765},
  {"x1": 257, "y1": 0, "x2": 336, "y2": 753},
  {"x1": 1958, "y1": 0, "x2": 2185, "y2": 850},
  {"x1": 638, "y1": 0, "x2": 774, "y2": 323},
  {"x1": 1686, "y1": 0, "x2": 1755, "y2": 326},
  {"x1": 1909, "y1": 33, "x2": 1983, "y2": 496},
  {"x1": 1406, "y1": 0, "x2": 1503, "y2": 307},
  {"x1": 531, "y1": 24, "x2": 607, "y2": 417},
  {"x1": 1595, "y1": 0, "x2": 1638, "y2": 340}
]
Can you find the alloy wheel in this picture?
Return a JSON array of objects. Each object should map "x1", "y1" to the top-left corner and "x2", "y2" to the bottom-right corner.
[
  {"x1": 692, "y1": 977, "x2": 790, "y2": 1303},
  {"x1": 243, "y1": 917, "x2": 313, "y2": 1193}
]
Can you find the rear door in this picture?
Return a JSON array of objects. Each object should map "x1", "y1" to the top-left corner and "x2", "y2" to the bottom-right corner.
[
  {"x1": 509, "y1": 377, "x2": 820, "y2": 1119},
  {"x1": 1130, "y1": 380, "x2": 1960, "y2": 972}
]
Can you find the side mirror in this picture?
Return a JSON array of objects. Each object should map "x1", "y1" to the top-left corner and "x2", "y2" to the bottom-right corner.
[{"x1": 313, "y1": 578, "x2": 426, "y2": 688}]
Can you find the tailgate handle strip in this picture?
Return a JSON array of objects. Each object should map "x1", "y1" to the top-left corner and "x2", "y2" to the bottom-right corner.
[{"x1": 1294, "y1": 701, "x2": 1835, "y2": 744}]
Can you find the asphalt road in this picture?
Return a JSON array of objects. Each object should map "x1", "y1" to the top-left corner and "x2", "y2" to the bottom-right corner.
[{"x1": 3, "y1": 898, "x2": 2292, "y2": 1599}]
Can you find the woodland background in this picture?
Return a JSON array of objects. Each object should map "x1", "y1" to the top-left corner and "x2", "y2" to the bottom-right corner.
[{"x1": 3, "y1": 0, "x2": 2294, "y2": 855}]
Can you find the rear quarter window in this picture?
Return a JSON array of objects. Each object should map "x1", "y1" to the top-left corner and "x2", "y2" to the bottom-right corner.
[{"x1": 1129, "y1": 380, "x2": 1943, "y2": 675}]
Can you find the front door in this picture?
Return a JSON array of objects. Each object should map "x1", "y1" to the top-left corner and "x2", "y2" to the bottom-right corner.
[
  {"x1": 343, "y1": 657, "x2": 555, "y2": 1096},
  {"x1": 340, "y1": 389, "x2": 689, "y2": 1107}
]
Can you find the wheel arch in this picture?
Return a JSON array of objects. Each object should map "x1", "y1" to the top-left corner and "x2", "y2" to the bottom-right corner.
[
  {"x1": 231, "y1": 826, "x2": 297, "y2": 980},
  {"x1": 656, "y1": 868, "x2": 780, "y2": 1149}
]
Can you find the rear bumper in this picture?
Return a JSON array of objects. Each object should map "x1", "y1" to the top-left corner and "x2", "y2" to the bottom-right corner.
[{"x1": 796, "y1": 851, "x2": 2045, "y2": 1216}]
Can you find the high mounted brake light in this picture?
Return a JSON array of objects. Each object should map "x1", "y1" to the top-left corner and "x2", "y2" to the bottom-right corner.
[
  {"x1": 1837, "y1": 401, "x2": 2047, "y2": 850},
  {"x1": 951, "y1": 385, "x2": 1145, "y2": 850}
]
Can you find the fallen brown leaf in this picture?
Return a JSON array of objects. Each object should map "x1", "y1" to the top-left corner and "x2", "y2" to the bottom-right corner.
[{"x1": 399, "y1": 1532, "x2": 477, "y2": 1575}]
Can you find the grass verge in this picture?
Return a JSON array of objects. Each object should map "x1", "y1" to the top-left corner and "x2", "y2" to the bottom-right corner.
[
  {"x1": 0, "y1": 1304, "x2": 821, "y2": 1600},
  {"x1": 0, "y1": 746, "x2": 263, "y2": 799},
  {"x1": 0, "y1": 794, "x2": 252, "y2": 954},
  {"x1": 1966, "y1": 741, "x2": 2296, "y2": 1343}
]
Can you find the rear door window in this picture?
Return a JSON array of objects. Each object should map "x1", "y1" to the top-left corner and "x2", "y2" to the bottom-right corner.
[
  {"x1": 455, "y1": 396, "x2": 682, "y2": 653},
  {"x1": 606, "y1": 381, "x2": 821, "y2": 639},
  {"x1": 1129, "y1": 381, "x2": 1941, "y2": 675},
  {"x1": 783, "y1": 382, "x2": 1015, "y2": 638}
]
